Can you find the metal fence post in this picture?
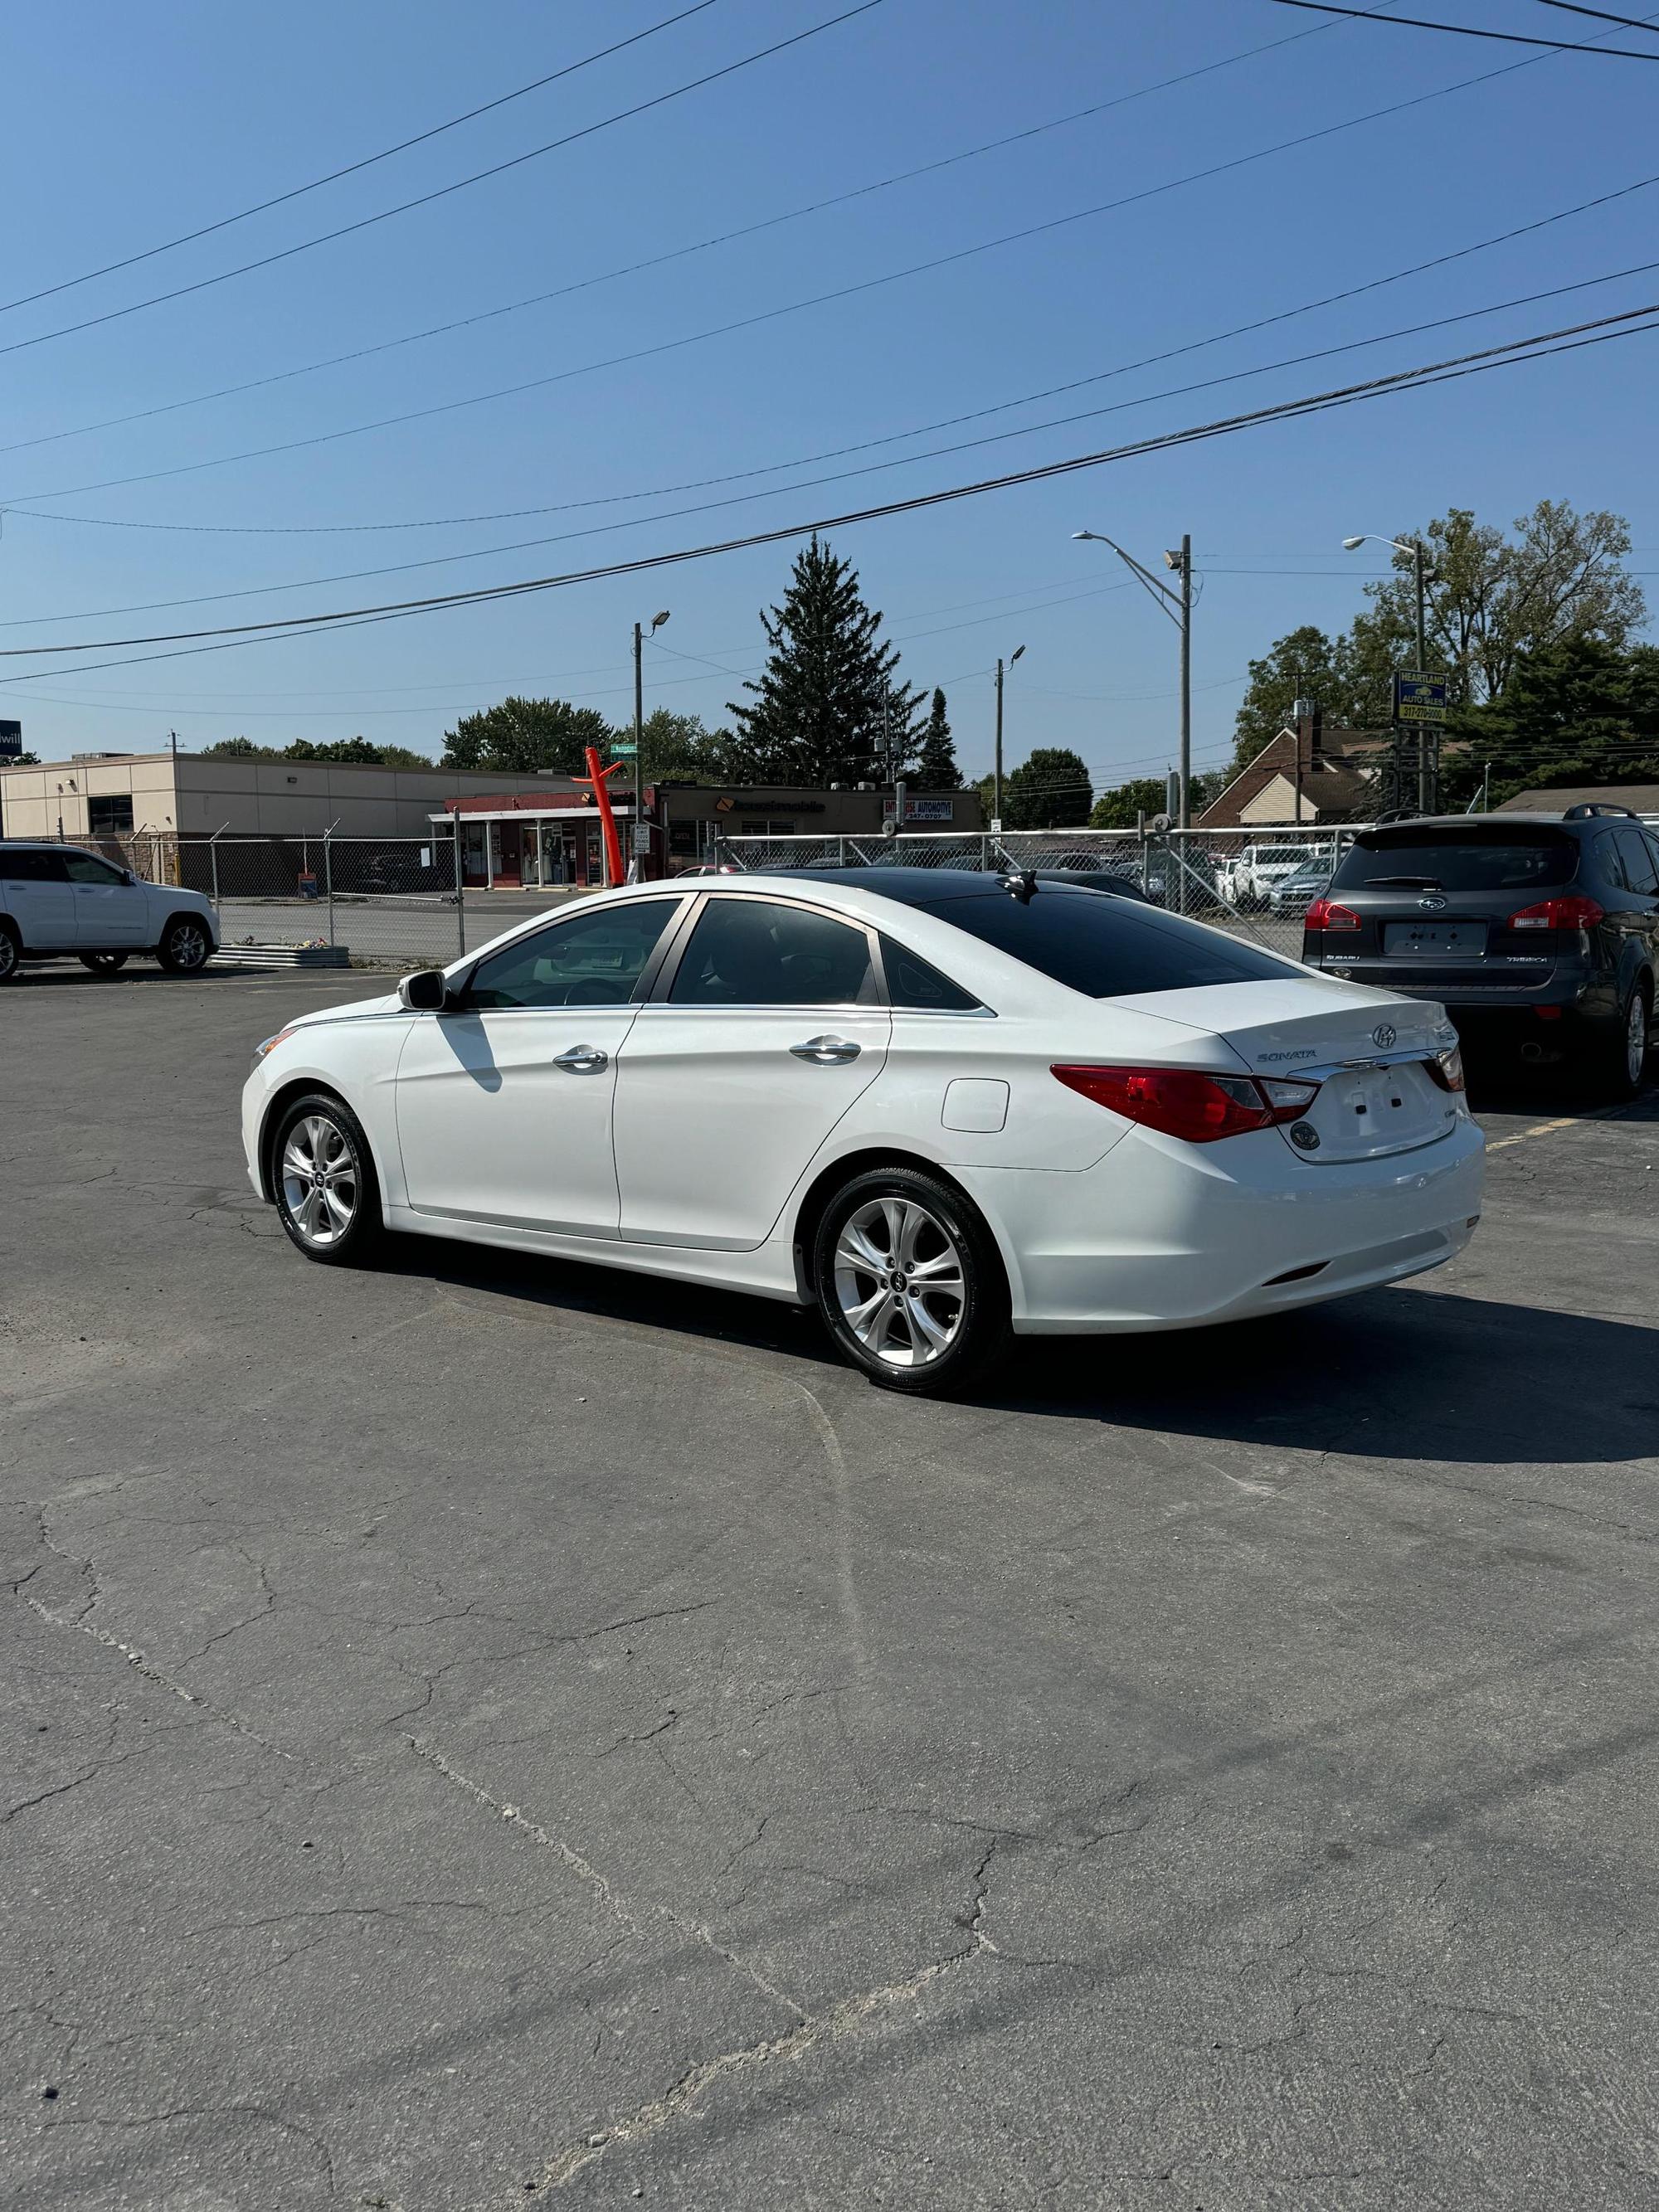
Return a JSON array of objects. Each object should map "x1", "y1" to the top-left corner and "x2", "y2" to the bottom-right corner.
[
  {"x1": 209, "y1": 837, "x2": 220, "y2": 914},
  {"x1": 324, "y1": 831, "x2": 334, "y2": 947},
  {"x1": 453, "y1": 816, "x2": 465, "y2": 960}
]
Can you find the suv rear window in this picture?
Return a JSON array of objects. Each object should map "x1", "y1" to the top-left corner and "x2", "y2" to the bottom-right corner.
[
  {"x1": 915, "y1": 886, "x2": 1297, "y2": 998},
  {"x1": 1330, "y1": 829, "x2": 1575, "y2": 894}
]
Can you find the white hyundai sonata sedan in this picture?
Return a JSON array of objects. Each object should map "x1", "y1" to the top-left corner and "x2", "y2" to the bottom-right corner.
[{"x1": 241, "y1": 870, "x2": 1483, "y2": 1394}]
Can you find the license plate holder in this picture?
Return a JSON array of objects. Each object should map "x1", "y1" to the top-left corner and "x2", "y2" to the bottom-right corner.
[{"x1": 1383, "y1": 920, "x2": 1487, "y2": 960}]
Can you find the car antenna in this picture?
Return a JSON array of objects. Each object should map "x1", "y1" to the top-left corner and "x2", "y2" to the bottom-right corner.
[{"x1": 1003, "y1": 868, "x2": 1039, "y2": 904}]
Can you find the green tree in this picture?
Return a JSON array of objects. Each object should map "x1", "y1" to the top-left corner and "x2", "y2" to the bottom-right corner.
[
  {"x1": 1232, "y1": 625, "x2": 1376, "y2": 770},
  {"x1": 1003, "y1": 746, "x2": 1093, "y2": 829},
  {"x1": 913, "y1": 688, "x2": 960, "y2": 785},
  {"x1": 200, "y1": 736, "x2": 277, "y2": 759},
  {"x1": 1446, "y1": 638, "x2": 1659, "y2": 805},
  {"x1": 1089, "y1": 776, "x2": 1168, "y2": 829},
  {"x1": 441, "y1": 697, "x2": 614, "y2": 775},
  {"x1": 727, "y1": 537, "x2": 922, "y2": 782},
  {"x1": 635, "y1": 709, "x2": 745, "y2": 784},
  {"x1": 1353, "y1": 500, "x2": 1647, "y2": 708}
]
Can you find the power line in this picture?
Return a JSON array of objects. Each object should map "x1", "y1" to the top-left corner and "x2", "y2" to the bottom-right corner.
[
  {"x1": 11, "y1": 254, "x2": 1656, "y2": 630},
  {"x1": 2, "y1": 299, "x2": 1656, "y2": 681},
  {"x1": 1537, "y1": 0, "x2": 1659, "y2": 28},
  {"x1": 0, "y1": 2, "x2": 726, "y2": 322},
  {"x1": 17, "y1": 165, "x2": 1654, "y2": 536},
  {"x1": 0, "y1": 10, "x2": 1404, "y2": 468},
  {"x1": 0, "y1": 1, "x2": 888, "y2": 365},
  {"x1": 1267, "y1": 0, "x2": 1659, "y2": 56}
]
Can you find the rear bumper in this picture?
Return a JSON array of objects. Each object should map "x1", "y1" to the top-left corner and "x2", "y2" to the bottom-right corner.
[
  {"x1": 959, "y1": 1116, "x2": 1485, "y2": 1334},
  {"x1": 1303, "y1": 954, "x2": 1599, "y2": 1015}
]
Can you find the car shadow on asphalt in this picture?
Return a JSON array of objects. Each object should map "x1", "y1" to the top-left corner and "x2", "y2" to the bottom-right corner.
[
  {"x1": 377, "y1": 1236, "x2": 1657, "y2": 1469},
  {"x1": 981, "y1": 1288, "x2": 1659, "y2": 1468}
]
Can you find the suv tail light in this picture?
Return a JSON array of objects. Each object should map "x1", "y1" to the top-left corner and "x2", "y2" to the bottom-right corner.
[
  {"x1": 1303, "y1": 897, "x2": 1361, "y2": 932},
  {"x1": 1052, "y1": 1064, "x2": 1322, "y2": 1143},
  {"x1": 1506, "y1": 894, "x2": 1603, "y2": 931},
  {"x1": 1423, "y1": 1043, "x2": 1466, "y2": 1094}
]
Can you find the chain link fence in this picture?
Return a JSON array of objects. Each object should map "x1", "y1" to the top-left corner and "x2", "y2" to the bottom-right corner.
[
  {"x1": 73, "y1": 830, "x2": 510, "y2": 967},
  {"x1": 715, "y1": 823, "x2": 1370, "y2": 960}
]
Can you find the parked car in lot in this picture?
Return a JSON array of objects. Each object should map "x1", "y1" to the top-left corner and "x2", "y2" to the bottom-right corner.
[
  {"x1": 1218, "y1": 842, "x2": 1329, "y2": 910},
  {"x1": 1034, "y1": 868, "x2": 1154, "y2": 903},
  {"x1": 244, "y1": 871, "x2": 1482, "y2": 1394},
  {"x1": 1269, "y1": 862, "x2": 1333, "y2": 917},
  {"x1": 0, "y1": 842, "x2": 218, "y2": 981},
  {"x1": 1301, "y1": 805, "x2": 1658, "y2": 1098}
]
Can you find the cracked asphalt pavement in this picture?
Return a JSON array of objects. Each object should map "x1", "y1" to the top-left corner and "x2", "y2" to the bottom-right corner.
[{"x1": 3, "y1": 964, "x2": 1658, "y2": 2210}]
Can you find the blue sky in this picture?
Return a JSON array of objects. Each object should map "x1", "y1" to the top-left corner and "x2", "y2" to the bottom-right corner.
[{"x1": 1, "y1": 0, "x2": 1655, "y2": 789}]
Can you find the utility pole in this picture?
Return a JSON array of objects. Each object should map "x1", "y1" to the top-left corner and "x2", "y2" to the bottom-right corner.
[
  {"x1": 633, "y1": 610, "x2": 669, "y2": 879},
  {"x1": 1412, "y1": 538, "x2": 1433, "y2": 815},
  {"x1": 991, "y1": 645, "x2": 1025, "y2": 832},
  {"x1": 1177, "y1": 531, "x2": 1192, "y2": 829}
]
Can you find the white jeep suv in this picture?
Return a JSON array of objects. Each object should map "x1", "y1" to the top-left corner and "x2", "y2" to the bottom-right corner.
[{"x1": 0, "y1": 843, "x2": 219, "y2": 981}]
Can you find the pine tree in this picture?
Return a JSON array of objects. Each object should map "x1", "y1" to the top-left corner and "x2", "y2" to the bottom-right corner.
[
  {"x1": 913, "y1": 688, "x2": 960, "y2": 786},
  {"x1": 727, "y1": 537, "x2": 923, "y2": 783}
]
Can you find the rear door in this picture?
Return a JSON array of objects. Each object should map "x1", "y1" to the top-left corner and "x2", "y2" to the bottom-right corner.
[
  {"x1": 0, "y1": 848, "x2": 75, "y2": 947},
  {"x1": 613, "y1": 893, "x2": 889, "y2": 1250},
  {"x1": 63, "y1": 849, "x2": 151, "y2": 946},
  {"x1": 1608, "y1": 828, "x2": 1659, "y2": 981}
]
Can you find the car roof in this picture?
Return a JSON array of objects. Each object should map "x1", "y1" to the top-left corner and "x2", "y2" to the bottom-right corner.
[
  {"x1": 738, "y1": 866, "x2": 1089, "y2": 907},
  {"x1": 1356, "y1": 813, "x2": 1632, "y2": 834}
]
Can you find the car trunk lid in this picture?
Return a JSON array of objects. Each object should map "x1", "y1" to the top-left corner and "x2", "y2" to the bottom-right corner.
[{"x1": 1107, "y1": 977, "x2": 1460, "y2": 1161}]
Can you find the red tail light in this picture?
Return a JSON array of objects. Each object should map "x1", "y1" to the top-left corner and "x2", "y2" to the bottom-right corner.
[
  {"x1": 1303, "y1": 897, "x2": 1361, "y2": 932},
  {"x1": 1423, "y1": 1043, "x2": 1466, "y2": 1094},
  {"x1": 1506, "y1": 894, "x2": 1603, "y2": 931},
  {"x1": 1052, "y1": 1064, "x2": 1321, "y2": 1143}
]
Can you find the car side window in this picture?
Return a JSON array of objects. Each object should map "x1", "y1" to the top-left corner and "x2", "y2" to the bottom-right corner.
[
  {"x1": 879, "y1": 933, "x2": 981, "y2": 1011},
  {"x1": 1, "y1": 848, "x2": 68, "y2": 882},
  {"x1": 1611, "y1": 827, "x2": 1658, "y2": 897},
  {"x1": 62, "y1": 852, "x2": 126, "y2": 886},
  {"x1": 465, "y1": 898, "x2": 680, "y2": 1010},
  {"x1": 668, "y1": 897, "x2": 876, "y2": 1006}
]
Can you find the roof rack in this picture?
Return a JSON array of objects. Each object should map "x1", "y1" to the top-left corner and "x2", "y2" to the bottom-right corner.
[{"x1": 1563, "y1": 802, "x2": 1640, "y2": 821}]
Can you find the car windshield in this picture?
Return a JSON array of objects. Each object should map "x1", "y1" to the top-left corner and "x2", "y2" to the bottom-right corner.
[
  {"x1": 916, "y1": 885, "x2": 1297, "y2": 997},
  {"x1": 1331, "y1": 829, "x2": 1576, "y2": 894}
]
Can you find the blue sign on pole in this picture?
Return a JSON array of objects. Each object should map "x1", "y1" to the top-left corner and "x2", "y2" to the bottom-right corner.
[
  {"x1": 1394, "y1": 675, "x2": 1449, "y2": 727},
  {"x1": 0, "y1": 720, "x2": 21, "y2": 757}
]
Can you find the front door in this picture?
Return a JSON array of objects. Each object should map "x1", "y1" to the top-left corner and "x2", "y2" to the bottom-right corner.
[
  {"x1": 613, "y1": 894, "x2": 889, "y2": 1251},
  {"x1": 0, "y1": 848, "x2": 76, "y2": 948},
  {"x1": 394, "y1": 897, "x2": 684, "y2": 1237},
  {"x1": 64, "y1": 850, "x2": 151, "y2": 946}
]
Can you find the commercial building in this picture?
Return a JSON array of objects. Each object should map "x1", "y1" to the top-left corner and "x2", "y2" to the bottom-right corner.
[
  {"x1": 438, "y1": 781, "x2": 983, "y2": 887},
  {"x1": 0, "y1": 749, "x2": 568, "y2": 843}
]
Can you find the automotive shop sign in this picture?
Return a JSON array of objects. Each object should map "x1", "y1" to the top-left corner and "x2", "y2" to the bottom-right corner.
[{"x1": 1393, "y1": 675, "x2": 1449, "y2": 727}]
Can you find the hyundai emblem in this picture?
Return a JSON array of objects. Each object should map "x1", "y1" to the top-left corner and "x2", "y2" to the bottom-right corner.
[{"x1": 1372, "y1": 1023, "x2": 1397, "y2": 1048}]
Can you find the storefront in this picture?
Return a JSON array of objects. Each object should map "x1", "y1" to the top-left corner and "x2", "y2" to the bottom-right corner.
[{"x1": 438, "y1": 794, "x2": 633, "y2": 889}]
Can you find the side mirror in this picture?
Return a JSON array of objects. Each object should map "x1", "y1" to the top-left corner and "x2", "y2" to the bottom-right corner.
[{"x1": 398, "y1": 970, "x2": 448, "y2": 1011}]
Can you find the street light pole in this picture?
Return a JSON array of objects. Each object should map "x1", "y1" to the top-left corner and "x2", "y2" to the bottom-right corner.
[
  {"x1": 634, "y1": 610, "x2": 670, "y2": 878},
  {"x1": 991, "y1": 644, "x2": 1025, "y2": 831},
  {"x1": 1072, "y1": 527, "x2": 1192, "y2": 825}
]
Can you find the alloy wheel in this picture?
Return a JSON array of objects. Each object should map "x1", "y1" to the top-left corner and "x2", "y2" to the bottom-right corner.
[
  {"x1": 280, "y1": 1115, "x2": 359, "y2": 1249},
  {"x1": 832, "y1": 1196, "x2": 966, "y2": 1369},
  {"x1": 167, "y1": 921, "x2": 208, "y2": 971},
  {"x1": 0, "y1": 934, "x2": 16, "y2": 981}
]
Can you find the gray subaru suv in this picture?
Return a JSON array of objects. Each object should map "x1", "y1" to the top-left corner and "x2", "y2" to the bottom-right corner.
[{"x1": 1301, "y1": 805, "x2": 1657, "y2": 1099}]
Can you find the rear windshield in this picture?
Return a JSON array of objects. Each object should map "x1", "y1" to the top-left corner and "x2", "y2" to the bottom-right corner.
[
  {"x1": 917, "y1": 886, "x2": 1297, "y2": 998},
  {"x1": 1331, "y1": 829, "x2": 1575, "y2": 894}
]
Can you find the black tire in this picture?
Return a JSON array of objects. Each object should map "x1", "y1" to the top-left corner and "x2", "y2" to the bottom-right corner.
[
  {"x1": 155, "y1": 913, "x2": 212, "y2": 975},
  {"x1": 269, "y1": 1091, "x2": 383, "y2": 1267},
  {"x1": 1591, "y1": 979, "x2": 1652, "y2": 1104},
  {"x1": 811, "y1": 1164, "x2": 1011, "y2": 1397},
  {"x1": 79, "y1": 950, "x2": 129, "y2": 975},
  {"x1": 0, "y1": 921, "x2": 20, "y2": 985}
]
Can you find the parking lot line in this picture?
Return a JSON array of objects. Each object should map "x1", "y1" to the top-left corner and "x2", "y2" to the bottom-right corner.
[{"x1": 1485, "y1": 1115, "x2": 1582, "y2": 1151}]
